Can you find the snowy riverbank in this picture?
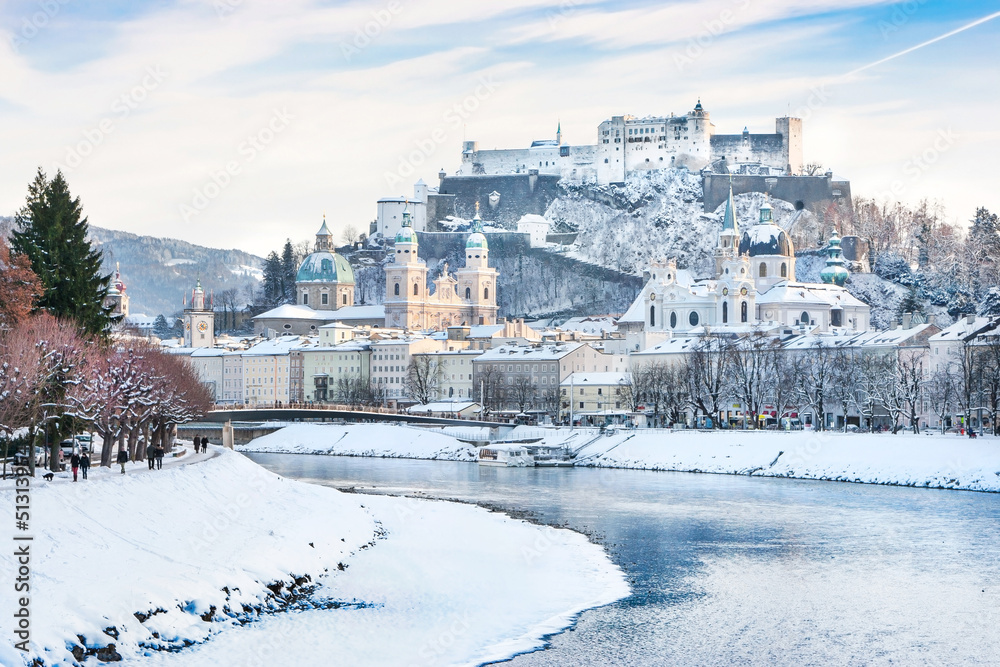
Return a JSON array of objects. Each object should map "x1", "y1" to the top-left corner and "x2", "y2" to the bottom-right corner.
[
  {"x1": 239, "y1": 423, "x2": 1000, "y2": 493},
  {"x1": 0, "y1": 446, "x2": 627, "y2": 666}
]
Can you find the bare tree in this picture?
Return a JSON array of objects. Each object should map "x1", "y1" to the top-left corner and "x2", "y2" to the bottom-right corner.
[
  {"x1": 509, "y1": 375, "x2": 535, "y2": 413},
  {"x1": 405, "y1": 355, "x2": 442, "y2": 405},
  {"x1": 925, "y1": 363, "x2": 956, "y2": 434},
  {"x1": 686, "y1": 336, "x2": 729, "y2": 428},
  {"x1": 342, "y1": 225, "x2": 360, "y2": 246},
  {"x1": 896, "y1": 348, "x2": 925, "y2": 434},
  {"x1": 791, "y1": 340, "x2": 838, "y2": 431},
  {"x1": 725, "y1": 333, "x2": 776, "y2": 429}
]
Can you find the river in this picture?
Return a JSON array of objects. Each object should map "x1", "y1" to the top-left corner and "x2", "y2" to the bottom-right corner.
[{"x1": 246, "y1": 453, "x2": 1000, "y2": 666}]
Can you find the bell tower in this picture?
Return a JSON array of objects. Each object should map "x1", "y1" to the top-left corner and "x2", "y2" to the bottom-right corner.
[
  {"x1": 183, "y1": 279, "x2": 215, "y2": 348},
  {"x1": 456, "y1": 203, "x2": 498, "y2": 326},
  {"x1": 383, "y1": 205, "x2": 428, "y2": 329}
]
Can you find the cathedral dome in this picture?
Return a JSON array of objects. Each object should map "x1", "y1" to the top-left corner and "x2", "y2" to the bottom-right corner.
[
  {"x1": 466, "y1": 203, "x2": 488, "y2": 249},
  {"x1": 738, "y1": 225, "x2": 793, "y2": 257},
  {"x1": 466, "y1": 232, "x2": 488, "y2": 249},
  {"x1": 395, "y1": 206, "x2": 418, "y2": 244},
  {"x1": 296, "y1": 251, "x2": 354, "y2": 284}
]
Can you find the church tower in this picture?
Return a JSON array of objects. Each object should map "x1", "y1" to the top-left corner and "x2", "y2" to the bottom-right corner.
[
  {"x1": 456, "y1": 203, "x2": 498, "y2": 326},
  {"x1": 384, "y1": 205, "x2": 428, "y2": 329},
  {"x1": 714, "y1": 184, "x2": 740, "y2": 276},
  {"x1": 103, "y1": 263, "x2": 130, "y2": 319},
  {"x1": 183, "y1": 279, "x2": 215, "y2": 348}
]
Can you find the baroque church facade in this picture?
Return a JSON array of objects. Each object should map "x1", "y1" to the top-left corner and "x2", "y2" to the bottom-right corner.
[
  {"x1": 619, "y1": 187, "x2": 870, "y2": 351},
  {"x1": 384, "y1": 205, "x2": 498, "y2": 330}
]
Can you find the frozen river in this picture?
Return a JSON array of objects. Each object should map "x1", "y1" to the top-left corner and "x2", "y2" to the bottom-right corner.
[{"x1": 247, "y1": 453, "x2": 1000, "y2": 666}]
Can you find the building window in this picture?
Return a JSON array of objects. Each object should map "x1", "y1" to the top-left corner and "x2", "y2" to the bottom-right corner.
[
  {"x1": 801, "y1": 311, "x2": 810, "y2": 325},
  {"x1": 741, "y1": 301, "x2": 748, "y2": 323},
  {"x1": 722, "y1": 301, "x2": 728, "y2": 324},
  {"x1": 689, "y1": 311, "x2": 699, "y2": 326},
  {"x1": 302, "y1": 293, "x2": 308, "y2": 305},
  {"x1": 394, "y1": 283, "x2": 400, "y2": 296},
  {"x1": 321, "y1": 293, "x2": 329, "y2": 305},
  {"x1": 780, "y1": 263, "x2": 787, "y2": 278},
  {"x1": 649, "y1": 305, "x2": 655, "y2": 327},
  {"x1": 670, "y1": 311, "x2": 677, "y2": 328},
  {"x1": 343, "y1": 293, "x2": 348, "y2": 304},
  {"x1": 465, "y1": 287, "x2": 471, "y2": 299},
  {"x1": 759, "y1": 263, "x2": 767, "y2": 278},
  {"x1": 413, "y1": 283, "x2": 419, "y2": 296},
  {"x1": 484, "y1": 287, "x2": 489, "y2": 300}
]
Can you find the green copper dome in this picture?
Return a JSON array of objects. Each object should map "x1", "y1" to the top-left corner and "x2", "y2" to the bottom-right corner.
[
  {"x1": 395, "y1": 207, "x2": 418, "y2": 244},
  {"x1": 296, "y1": 251, "x2": 354, "y2": 284},
  {"x1": 466, "y1": 205, "x2": 488, "y2": 249},
  {"x1": 820, "y1": 230, "x2": 850, "y2": 286}
]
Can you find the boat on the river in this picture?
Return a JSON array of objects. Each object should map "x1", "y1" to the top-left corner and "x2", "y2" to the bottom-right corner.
[{"x1": 477, "y1": 445, "x2": 534, "y2": 467}]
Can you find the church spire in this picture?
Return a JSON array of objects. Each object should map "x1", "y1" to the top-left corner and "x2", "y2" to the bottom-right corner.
[
  {"x1": 556, "y1": 120, "x2": 562, "y2": 146},
  {"x1": 722, "y1": 183, "x2": 737, "y2": 233}
]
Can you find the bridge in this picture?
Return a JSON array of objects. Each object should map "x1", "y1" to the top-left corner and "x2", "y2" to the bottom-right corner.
[{"x1": 201, "y1": 406, "x2": 511, "y2": 429}]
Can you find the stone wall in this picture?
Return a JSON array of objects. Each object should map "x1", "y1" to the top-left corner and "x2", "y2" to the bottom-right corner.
[
  {"x1": 431, "y1": 173, "x2": 564, "y2": 229},
  {"x1": 703, "y1": 173, "x2": 852, "y2": 214}
]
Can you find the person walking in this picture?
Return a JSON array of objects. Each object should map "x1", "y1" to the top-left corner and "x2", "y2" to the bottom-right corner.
[
  {"x1": 154, "y1": 444, "x2": 165, "y2": 470},
  {"x1": 147, "y1": 443, "x2": 156, "y2": 470},
  {"x1": 70, "y1": 451, "x2": 81, "y2": 482},
  {"x1": 117, "y1": 448, "x2": 128, "y2": 474},
  {"x1": 80, "y1": 452, "x2": 90, "y2": 480},
  {"x1": 201, "y1": 436, "x2": 208, "y2": 453},
  {"x1": 192, "y1": 434, "x2": 200, "y2": 453}
]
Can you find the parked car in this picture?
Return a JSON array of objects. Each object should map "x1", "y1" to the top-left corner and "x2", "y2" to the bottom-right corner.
[{"x1": 13, "y1": 446, "x2": 45, "y2": 467}]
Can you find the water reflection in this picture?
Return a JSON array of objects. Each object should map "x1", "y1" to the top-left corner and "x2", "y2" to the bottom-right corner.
[{"x1": 247, "y1": 454, "x2": 1000, "y2": 666}]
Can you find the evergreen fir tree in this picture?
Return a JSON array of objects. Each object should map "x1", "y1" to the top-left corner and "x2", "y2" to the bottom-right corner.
[
  {"x1": 10, "y1": 169, "x2": 114, "y2": 336},
  {"x1": 152, "y1": 314, "x2": 171, "y2": 338},
  {"x1": 281, "y1": 239, "x2": 297, "y2": 304},
  {"x1": 261, "y1": 251, "x2": 283, "y2": 305}
]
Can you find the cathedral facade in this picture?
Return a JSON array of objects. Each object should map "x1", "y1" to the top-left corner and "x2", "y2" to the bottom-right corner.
[
  {"x1": 384, "y1": 206, "x2": 498, "y2": 330},
  {"x1": 619, "y1": 188, "x2": 870, "y2": 351}
]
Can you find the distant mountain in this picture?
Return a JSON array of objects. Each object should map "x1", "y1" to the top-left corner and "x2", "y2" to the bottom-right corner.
[{"x1": 87, "y1": 227, "x2": 263, "y2": 318}]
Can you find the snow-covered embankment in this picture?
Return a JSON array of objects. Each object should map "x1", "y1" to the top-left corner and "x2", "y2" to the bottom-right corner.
[
  {"x1": 575, "y1": 429, "x2": 1000, "y2": 492},
  {"x1": 0, "y1": 447, "x2": 628, "y2": 666}
]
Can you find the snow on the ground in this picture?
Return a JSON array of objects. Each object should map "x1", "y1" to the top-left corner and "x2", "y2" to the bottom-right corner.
[
  {"x1": 0, "y1": 445, "x2": 377, "y2": 666},
  {"x1": 0, "y1": 444, "x2": 626, "y2": 666},
  {"x1": 238, "y1": 423, "x2": 478, "y2": 461},
  {"x1": 574, "y1": 429, "x2": 1000, "y2": 492},
  {"x1": 124, "y1": 494, "x2": 629, "y2": 667}
]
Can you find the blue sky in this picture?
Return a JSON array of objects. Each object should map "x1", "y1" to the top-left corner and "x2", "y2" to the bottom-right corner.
[{"x1": 1, "y1": 0, "x2": 998, "y2": 255}]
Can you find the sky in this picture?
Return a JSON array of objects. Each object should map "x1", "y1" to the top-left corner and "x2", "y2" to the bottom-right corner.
[{"x1": 1, "y1": 0, "x2": 998, "y2": 257}]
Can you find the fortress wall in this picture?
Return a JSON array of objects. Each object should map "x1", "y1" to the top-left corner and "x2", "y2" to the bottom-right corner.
[
  {"x1": 434, "y1": 174, "x2": 563, "y2": 228},
  {"x1": 703, "y1": 173, "x2": 852, "y2": 214}
]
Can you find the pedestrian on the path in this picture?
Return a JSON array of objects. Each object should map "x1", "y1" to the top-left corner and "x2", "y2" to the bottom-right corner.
[
  {"x1": 117, "y1": 449, "x2": 128, "y2": 474},
  {"x1": 154, "y1": 445, "x2": 164, "y2": 470},
  {"x1": 70, "y1": 452, "x2": 80, "y2": 482},
  {"x1": 80, "y1": 452, "x2": 90, "y2": 479},
  {"x1": 201, "y1": 436, "x2": 208, "y2": 453},
  {"x1": 147, "y1": 443, "x2": 156, "y2": 470},
  {"x1": 193, "y1": 435, "x2": 199, "y2": 453}
]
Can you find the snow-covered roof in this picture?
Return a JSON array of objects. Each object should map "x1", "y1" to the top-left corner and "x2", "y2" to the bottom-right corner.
[
  {"x1": 467, "y1": 324, "x2": 505, "y2": 338},
  {"x1": 190, "y1": 348, "x2": 226, "y2": 357},
  {"x1": 253, "y1": 304, "x2": 332, "y2": 321},
  {"x1": 929, "y1": 316, "x2": 999, "y2": 343},
  {"x1": 560, "y1": 372, "x2": 629, "y2": 386},
  {"x1": 739, "y1": 224, "x2": 793, "y2": 257},
  {"x1": 559, "y1": 316, "x2": 617, "y2": 334},
  {"x1": 319, "y1": 322, "x2": 355, "y2": 330},
  {"x1": 243, "y1": 336, "x2": 303, "y2": 356},
  {"x1": 516, "y1": 214, "x2": 549, "y2": 225},
  {"x1": 757, "y1": 282, "x2": 867, "y2": 309},
  {"x1": 477, "y1": 343, "x2": 584, "y2": 361},
  {"x1": 378, "y1": 197, "x2": 423, "y2": 204}
]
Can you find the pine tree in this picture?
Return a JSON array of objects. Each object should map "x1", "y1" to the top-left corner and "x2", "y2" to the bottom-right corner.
[
  {"x1": 281, "y1": 239, "x2": 297, "y2": 304},
  {"x1": 10, "y1": 169, "x2": 114, "y2": 336},
  {"x1": 152, "y1": 314, "x2": 171, "y2": 338},
  {"x1": 262, "y1": 251, "x2": 283, "y2": 305}
]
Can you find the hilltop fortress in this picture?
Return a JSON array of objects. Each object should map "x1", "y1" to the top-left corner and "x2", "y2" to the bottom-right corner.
[{"x1": 458, "y1": 100, "x2": 803, "y2": 184}]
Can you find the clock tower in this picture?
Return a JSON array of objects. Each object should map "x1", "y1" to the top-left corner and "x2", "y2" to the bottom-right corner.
[{"x1": 183, "y1": 279, "x2": 215, "y2": 348}]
